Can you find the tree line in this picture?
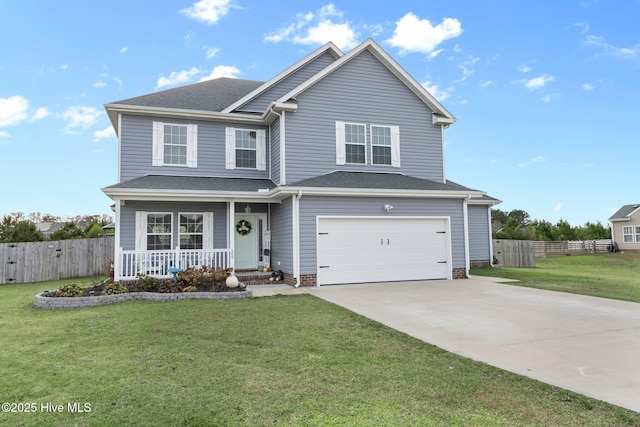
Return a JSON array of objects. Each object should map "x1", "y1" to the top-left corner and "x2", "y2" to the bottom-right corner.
[
  {"x1": 0, "y1": 212, "x2": 113, "y2": 243},
  {"x1": 492, "y1": 209, "x2": 611, "y2": 241}
]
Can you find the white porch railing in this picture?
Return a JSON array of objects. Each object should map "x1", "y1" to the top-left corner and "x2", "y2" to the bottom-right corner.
[{"x1": 116, "y1": 247, "x2": 233, "y2": 281}]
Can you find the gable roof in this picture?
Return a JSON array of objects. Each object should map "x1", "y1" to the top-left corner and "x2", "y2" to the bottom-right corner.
[
  {"x1": 275, "y1": 38, "x2": 455, "y2": 124},
  {"x1": 222, "y1": 42, "x2": 343, "y2": 114},
  {"x1": 609, "y1": 204, "x2": 640, "y2": 221}
]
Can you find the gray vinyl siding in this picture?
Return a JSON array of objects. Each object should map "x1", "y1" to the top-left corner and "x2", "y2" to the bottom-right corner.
[
  {"x1": 239, "y1": 51, "x2": 338, "y2": 113},
  {"x1": 284, "y1": 50, "x2": 444, "y2": 184},
  {"x1": 298, "y1": 196, "x2": 466, "y2": 275},
  {"x1": 468, "y1": 205, "x2": 491, "y2": 262},
  {"x1": 119, "y1": 201, "x2": 228, "y2": 250},
  {"x1": 269, "y1": 197, "x2": 293, "y2": 273},
  {"x1": 270, "y1": 117, "x2": 281, "y2": 184},
  {"x1": 119, "y1": 115, "x2": 269, "y2": 182}
]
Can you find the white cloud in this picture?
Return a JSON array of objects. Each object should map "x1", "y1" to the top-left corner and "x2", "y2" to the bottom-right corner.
[
  {"x1": 61, "y1": 64, "x2": 68, "y2": 71},
  {"x1": 554, "y1": 203, "x2": 563, "y2": 212},
  {"x1": 92, "y1": 80, "x2": 106, "y2": 88},
  {"x1": 179, "y1": 0, "x2": 233, "y2": 25},
  {"x1": 32, "y1": 107, "x2": 50, "y2": 121},
  {"x1": 113, "y1": 77, "x2": 123, "y2": 90},
  {"x1": 422, "y1": 81, "x2": 453, "y2": 101},
  {"x1": 120, "y1": 47, "x2": 128, "y2": 54},
  {"x1": 199, "y1": 65, "x2": 241, "y2": 81},
  {"x1": 0, "y1": 95, "x2": 29, "y2": 127},
  {"x1": 454, "y1": 56, "x2": 479, "y2": 82},
  {"x1": 293, "y1": 20, "x2": 358, "y2": 50},
  {"x1": 584, "y1": 34, "x2": 640, "y2": 59},
  {"x1": 264, "y1": 5, "x2": 358, "y2": 50},
  {"x1": 0, "y1": 130, "x2": 9, "y2": 138},
  {"x1": 532, "y1": 155, "x2": 545, "y2": 163},
  {"x1": 582, "y1": 82, "x2": 595, "y2": 90},
  {"x1": 427, "y1": 49, "x2": 444, "y2": 60},
  {"x1": 523, "y1": 74, "x2": 555, "y2": 90},
  {"x1": 203, "y1": 46, "x2": 220, "y2": 59},
  {"x1": 59, "y1": 106, "x2": 102, "y2": 131},
  {"x1": 479, "y1": 80, "x2": 494, "y2": 88},
  {"x1": 517, "y1": 65, "x2": 532, "y2": 73},
  {"x1": 387, "y1": 12, "x2": 462, "y2": 55},
  {"x1": 92, "y1": 126, "x2": 116, "y2": 141},
  {"x1": 156, "y1": 67, "x2": 202, "y2": 89}
]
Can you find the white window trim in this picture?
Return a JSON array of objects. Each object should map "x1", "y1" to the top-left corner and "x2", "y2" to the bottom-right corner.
[
  {"x1": 635, "y1": 225, "x2": 640, "y2": 243},
  {"x1": 178, "y1": 212, "x2": 214, "y2": 250},
  {"x1": 370, "y1": 124, "x2": 400, "y2": 167},
  {"x1": 152, "y1": 122, "x2": 197, "y2": 168},
  {"x1": 225, "y1": 127, "x2": 266, "y2": 171},
  {"x1": 336, "y1": 121, "x2": 367, "y2": 165},
  {"x1": 136, "y1": 212, "x2": 173, "y2": 251},
  {"x1": 336, "y1": 121, "x2": 399, "y2": 167},
  {"x1": 622, "y1": 226, "x2": 633, "y2": 243}
]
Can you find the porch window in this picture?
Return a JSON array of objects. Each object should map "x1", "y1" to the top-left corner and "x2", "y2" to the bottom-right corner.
[
  {"x1": 180, "y1": 213, "x2": 203, "y2": 249},
  {"x1": 147, "y1": 213, "x2": 172, "y2": 250},
  {"x1": 623, "y1": 226, "x2": 633, "y2": 243}
]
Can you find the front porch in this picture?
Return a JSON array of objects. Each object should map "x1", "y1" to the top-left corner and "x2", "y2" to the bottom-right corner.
[{"x1": 116, "y1": 247, "x2": 233, "y2": 281}]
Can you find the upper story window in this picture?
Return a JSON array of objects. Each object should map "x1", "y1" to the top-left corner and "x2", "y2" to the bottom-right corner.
[
  {"x1": 336, "y1": 121, "x2": 400, "y2": 167},
  {"x1": 344, "y1": 123, "x2": 366, "y2": 164},
  {"x1": 225, "y1": 127, "x2": 266, "y2": 170},
  {"x1": 152, "y1": 122, "x2": 198, "y2": 168}
]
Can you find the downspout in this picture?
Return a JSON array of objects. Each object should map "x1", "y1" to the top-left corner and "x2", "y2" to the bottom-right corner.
[
  {"x1": 463, "y1": 195, "x2": 471, "y2": 277},
  {"x1": 293, "y1": 190, "x2": 302, "y2": 287}
]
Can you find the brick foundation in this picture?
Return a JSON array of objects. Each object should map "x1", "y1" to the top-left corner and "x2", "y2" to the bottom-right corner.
[
  {"x1": 282, "y1": 273, "x2": 317, "y2": 287},
  {"x1": 452, "y1": 268, "x2": 468, "y2": 279}
]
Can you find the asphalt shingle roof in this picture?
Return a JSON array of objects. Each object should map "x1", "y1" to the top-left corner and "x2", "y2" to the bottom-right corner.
[
  {"x1": 104, "y1": 175, "x2": 277, "y2": 192},
  {"x1": 291, "y1": 171, "x2": 480, "y2": 192},
  {"x1": 110, "y1": 78, "x2": 264, "y2": 112},
  {"x1": 609, "y1": 204, "x2": 640, "y2": 220}
]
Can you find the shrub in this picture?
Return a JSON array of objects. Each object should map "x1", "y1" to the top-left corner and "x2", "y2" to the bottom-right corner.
[
  {"x1": 159, "y1": 279, "x2": 182, "y2": 293},
  {"x1": 136, "y1": 274, "x2": 160, "y2": 291},
  {"x1": 102, "y1": 283, "x2": 128, "y2": 295},
  {"x1": 178, "y1": 266, "x2": 233, "y2": 291},
  {"x1": 56, "y1": 283, "x2": 84, "y2": 297}
]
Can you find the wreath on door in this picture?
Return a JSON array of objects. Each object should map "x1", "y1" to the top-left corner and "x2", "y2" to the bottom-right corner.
[{"x1": 236, "y1": 219, "x2": 252, "y2": 236}]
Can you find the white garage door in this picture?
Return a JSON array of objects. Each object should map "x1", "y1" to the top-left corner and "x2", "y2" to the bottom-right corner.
[{"x1": 317, "y1": 217, "x2": 451, "y2": 286}]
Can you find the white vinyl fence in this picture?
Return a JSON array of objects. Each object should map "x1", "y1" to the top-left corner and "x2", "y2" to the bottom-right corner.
[{"x1": 0, "y1": 237, "x2": 114, "y2": 284}]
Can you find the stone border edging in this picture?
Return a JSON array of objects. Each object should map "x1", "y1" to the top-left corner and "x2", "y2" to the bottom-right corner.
[{"x1": 34, "y1": 288, "x2": 253, "y2": 309}]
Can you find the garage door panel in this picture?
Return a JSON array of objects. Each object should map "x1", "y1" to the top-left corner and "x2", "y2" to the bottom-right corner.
[{"x1": 317, "y1": 217, "x2": 450, "y2": 285}]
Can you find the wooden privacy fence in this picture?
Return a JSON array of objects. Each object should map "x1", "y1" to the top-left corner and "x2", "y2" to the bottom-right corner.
[
  {"x1": 534, "y1": 240, "x2": 612, "y2": 257},
  {"x1": 0, "y1": 237, "x2": 114, "y2": 284},
  {"x1": 492, "y1": 240, "x2": 536, "y2": 267}
]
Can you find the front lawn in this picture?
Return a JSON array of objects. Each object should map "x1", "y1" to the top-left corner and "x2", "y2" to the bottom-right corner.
[
  {"x1": 0, "y1": 278, "x2": 638, "y2": 426},
  {"x1": 471, "y1": 251, "x2": 640, "y2": 303}
]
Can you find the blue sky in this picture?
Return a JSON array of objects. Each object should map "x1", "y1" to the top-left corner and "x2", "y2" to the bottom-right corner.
[{"x1": 1, "y1": 0, "x2": 638, "y2": 226}]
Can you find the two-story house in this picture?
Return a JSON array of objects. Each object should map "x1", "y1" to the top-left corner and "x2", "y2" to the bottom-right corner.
[{"x1": 103, "y1": 38, "x2": 499, "y2": 286}]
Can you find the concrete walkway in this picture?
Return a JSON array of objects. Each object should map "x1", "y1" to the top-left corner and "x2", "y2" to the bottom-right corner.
[{"x1": 250, "y1": 277, "x2": 640, "y2": 413}]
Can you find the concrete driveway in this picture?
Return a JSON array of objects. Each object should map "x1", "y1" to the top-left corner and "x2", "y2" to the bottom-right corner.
[{"x1": 255, "y1": 277, "x2": 640, "y2": 412}]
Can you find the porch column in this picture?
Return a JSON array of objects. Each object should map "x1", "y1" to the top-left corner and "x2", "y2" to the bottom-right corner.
[
  {"x1": 228, "y1": 201, "x2": 235, "y2": 275},
  {"x1": 114, "y1": 200, "x2": 122, "y2": 281}
]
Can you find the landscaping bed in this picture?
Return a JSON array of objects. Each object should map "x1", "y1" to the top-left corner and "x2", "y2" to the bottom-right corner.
[{"x1": 34, "y1": 266, "x2": 251, "y2": 309}]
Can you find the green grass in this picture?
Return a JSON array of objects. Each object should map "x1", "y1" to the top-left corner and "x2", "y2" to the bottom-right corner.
[
  {"x1": 471, "y1": 252, "x2": 640, "y2": 303},
  {"x1": 1, "y1": 278, "x2": 639, "y2": 426}
]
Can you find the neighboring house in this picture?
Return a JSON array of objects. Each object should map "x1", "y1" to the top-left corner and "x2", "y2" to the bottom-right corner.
[
  {"x1": 609, "y1": 204, "x2": 640, "y2": 251},
  {"x1": 102, "y1": 38, "x2": 500, "y2": 286}
]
